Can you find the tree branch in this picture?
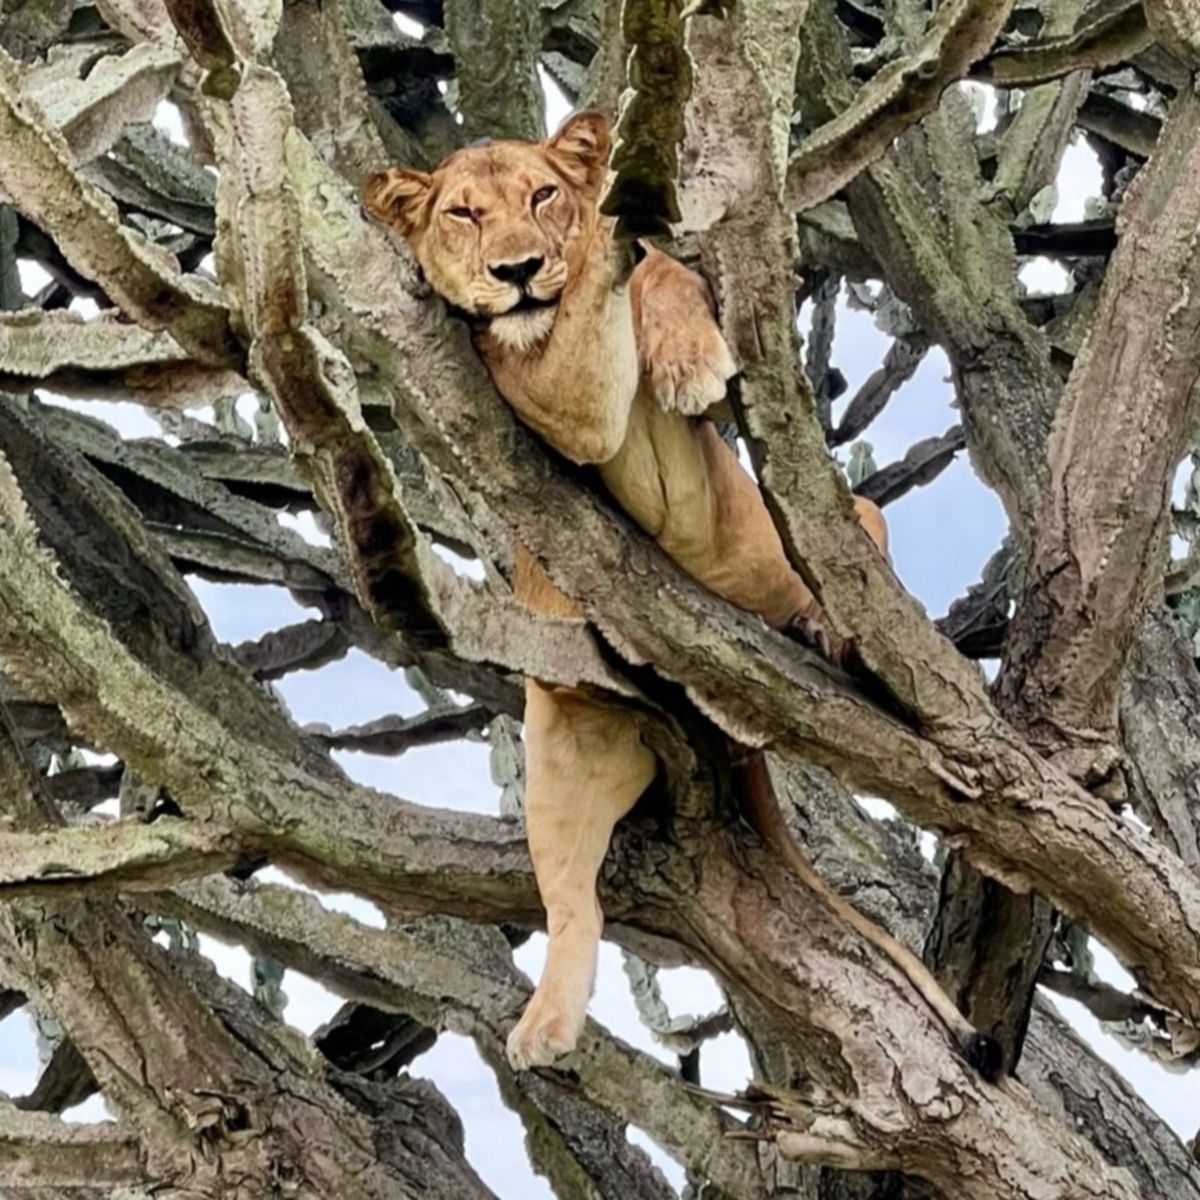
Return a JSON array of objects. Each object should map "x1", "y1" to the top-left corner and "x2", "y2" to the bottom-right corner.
[
  {"x1": 0, "y1": 819, "x2": 242, "y2": 896},
  {"x1": 216, "y1": 63, "x2": 454, "y2": 646},
  {"x1": 1038, "y1": 965, "x2": 1163, "y2": 1026},
  {"x1": 444, "y1": 0, "x2": 543, "y2": 142},
  {"x1": 1011, "y1": 218, "x2": 1117, "y2": 258},
  {"x1": 0, "y1": 48, "x2": 235, "y2": 365},
  {"x1": 16, "y1": 1034, "x2": 99, "y2": 1114},
  {"x1": 0, "y1": 900, "x2": 498, "y2": 1199},
  {"x1": 599, "y1": 0, "x2": 692, "y2": 240},
  {"x1": 1120, "y1": 607, "x2": 1200, "y2": 872},
  {"x1": 786, "y1": 0, "x2": 1015, "y2": 214},
  {"x1": 799, "y1": 0, "x2": 1065, "y2": 1067},
  {"x1": 828, "y1": 334, "x2": 929, "y2": 448},
  {"x1": 19, "y1": 43, "x2": 182, "y2": 166},
  {"x1": 0, "y1": 1101, "x2": 143, "y2": 1189},
  {"x1": 0, "y1": 670, "x2": 493, "y2": 1199},
  {"x1": 275, "y1": 76, "x2": 1200, "y2": 1043},
  {"x1": 853, "y1": 426, "x2": 966, "y2": 507},
  {"x1": 1143, "y1": 0, "x2": 1200, "y2": 65},
  {"x1": 1024, "y1": 1001, "x2": 1200, "y2": 1200},
  {"x1": 305, "y1": 703, "x2": 493, "y2": 755},
  {"x1": 972, "y1": 0, "x2": 1151, "y2": 87},
  {"x1": 0, "y1": 310, "x2": 247, "y2": 410},
  {"x1": 230, "y1": 618, "x2": 352, "y2": 680},
  {"x1": 30, "y1": 393, "x2": 629, "y2": 706},
  {"x1": 153, "y1": 874, "x2": 763, "y2": 1197},
  {"x1": 989, "y1": 0, "x2": 1092, "y2": 217},
  {"x1": 998, "y1": 81, "x2": 1200, "y2": 765},
  {"x1": 1078, "y1": 89, "x2": 1161, "y2": 159}
]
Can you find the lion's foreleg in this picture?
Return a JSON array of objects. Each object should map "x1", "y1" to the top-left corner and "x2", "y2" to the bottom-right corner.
[
  {"x1": 483, "y1": 230, "x2": 640, "y2": 466},
  {"x1": 506, "y1": 679, "x2": 656, "y2": 1070}
]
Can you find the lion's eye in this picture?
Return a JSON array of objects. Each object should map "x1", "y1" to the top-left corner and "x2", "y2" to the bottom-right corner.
[
  {"x1": 531, "y1": 186, "x2": 557, "y2": 208},
  {"x1": 448, "y1": 205, "x2": 477, "y2": 221}
]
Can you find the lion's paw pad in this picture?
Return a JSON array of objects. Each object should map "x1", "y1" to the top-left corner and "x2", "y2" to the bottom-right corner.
[
  {"x1": 647, "y1": 328, "x2": 737, "y2": 417},
  {"x1": 506, "y1": 998, "x2": 584, "y2": 1070}
]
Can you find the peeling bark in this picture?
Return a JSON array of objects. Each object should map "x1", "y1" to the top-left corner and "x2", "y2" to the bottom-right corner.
[
  {"x1": 999, "y1": 81, "x2": 1200, "y2": 765},
  {"x1": 1, "y1": 2, "x2": 1199, "y2": 1197}
]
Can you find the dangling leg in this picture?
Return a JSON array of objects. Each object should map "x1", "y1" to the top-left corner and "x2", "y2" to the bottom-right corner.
[{"x1": 506, "y1": 679, "x2": 657, "y2": 1069}]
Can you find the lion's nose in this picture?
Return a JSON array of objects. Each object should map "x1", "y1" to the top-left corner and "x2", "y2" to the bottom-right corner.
[{"x1": 488, "y1": 256, "x2": 544, "y2": 286}]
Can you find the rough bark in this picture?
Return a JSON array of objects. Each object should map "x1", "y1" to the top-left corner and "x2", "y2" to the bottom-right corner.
[
  {"x1": 1, "y1": 2, "x2": 1199, "y2": 1197},
  {"x1": 998, "y1": 81, "x2": 1200, "y2": 769}
]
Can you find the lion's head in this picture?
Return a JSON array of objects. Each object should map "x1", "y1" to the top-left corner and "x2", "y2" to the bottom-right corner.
[{"x1": 363, "y1": 112, "x2": 610, "y2": 353}]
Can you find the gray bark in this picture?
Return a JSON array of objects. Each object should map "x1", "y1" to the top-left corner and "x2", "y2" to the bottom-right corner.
[{"x1": 0, "y1": 2, "x2": 1197, "y2": 1198}]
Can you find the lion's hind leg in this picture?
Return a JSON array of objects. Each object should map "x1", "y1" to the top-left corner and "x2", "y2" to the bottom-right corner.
[
  {"x1": 506, "y1": 680, "x2": 656, "y2": 1070},
  {"x1": 851, "y1": 494, "x2": 889, "y2": 560}
]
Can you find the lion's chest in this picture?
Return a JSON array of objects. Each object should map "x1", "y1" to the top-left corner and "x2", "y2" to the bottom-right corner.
[{"x1": 482, "y1": 275, "x2": 640, "y2": 467}]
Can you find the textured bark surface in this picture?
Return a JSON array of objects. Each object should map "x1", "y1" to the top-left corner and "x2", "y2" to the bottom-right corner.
[
  {"x1": 998, "y1": 80, "x2": 1200, "y2": 766},
  {"x1": 0, "y1": 1, "x2": 1198, "y2": 1198}
]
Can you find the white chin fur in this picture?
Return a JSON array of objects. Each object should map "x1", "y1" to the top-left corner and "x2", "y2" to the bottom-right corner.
[{"x1": 487, "y1": 307, "x2": 557, "y2": 353}]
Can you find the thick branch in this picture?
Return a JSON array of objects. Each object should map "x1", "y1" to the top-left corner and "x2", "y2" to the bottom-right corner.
[
  {"x1": 1120, "y1": 607, "x2": 1200, "y2": 872},
  {"x1": 95, "y1": 0, "x2": 180, "y2": 47},
  {"x1": 218, "y1": 64, "x2": 451, "y2": 646},
  {"x1": 973, "y1": 0, "x2": 1151, "y2": 87},
  {"x1": 31, "y1": 393, "x2": 625, "y2": 704},
  {"x1": 798, "y1": 1, "x2": 1068, "y2": 1065},
  {"x1": 0, "y1": 310, "x2": 247, "y2": 409},
  {"x1": 1011, "y1": 218, "x2": 1117, "y2": 258},
  {"x1": 786, "y1": 0, "x2": 1015, "y2": 214},
  {"x1": 270, "y1": 0, "x2": 390, "y2": 184},
  {"x1": 0, "y1": 1102, "x2": 143, "y2": 1189},
  {"x1": 0, "y1": 819, "x2": 241, "y2": 896},
  {"x1": 16, "y1": 1034, "x2": 99, "y2": 1114},
  {"x1": 0, "y1": 680, "x2": 491, "y2": 1199},
  {"x1": 781, "y1": 749, "x2": 1200, "y2": 1197},
  {"x1": 998, "y1": 81, "x2": 1200, "y2": 760},
  {"x1": 19, "y1": 43, "x2": 181, "y2": 166},
  {"x1": 0, "y1": 48, "x2": 235, "y2": 365},
  {"x1": 154, "y1": 874, "x2": 761, "y2": 1197},
  {"x1": 1078, "y1": 90, "x2": 1162, "y2": 158},
  {"x1": 0, "y1": 900, "x2": 496, "y2": 1199},
  {"x1": 599, "y1": 0, "x2": 692, "y2": 239},
  {"x1": 1143, "y1": 0, "x2": 1200, "y2": 65},
  {"x1": 444, "y1": 0, "x2": 542, "y2": 142},
  {"x1": 1024, "y1": 1002, "x2": 1200, "y2": 1200},
  {"x1": 990, "y1": 0, "x2": 1091, "y2": 217}
]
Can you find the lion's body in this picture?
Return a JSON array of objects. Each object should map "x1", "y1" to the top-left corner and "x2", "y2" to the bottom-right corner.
[{"x1": 364, "y1": 113, "x2": 887, "y2": 1068}]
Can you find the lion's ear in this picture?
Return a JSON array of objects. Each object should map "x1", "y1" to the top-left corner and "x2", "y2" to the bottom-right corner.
[
  {"x1": 546, "y1": 111, "x2": 611, "y2": 195},
  {"x1": 363, "y1": 167, "x2": 432, "y2": 237}
]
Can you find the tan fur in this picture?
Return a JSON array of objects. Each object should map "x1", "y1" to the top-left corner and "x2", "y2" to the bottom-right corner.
[{"x1": 365, "y1": 113, "x2": 888, "y2": 1070}]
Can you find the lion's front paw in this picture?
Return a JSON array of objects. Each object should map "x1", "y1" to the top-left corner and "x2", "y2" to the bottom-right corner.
[
  {"x1": 643, "y1": 321, "x2": 738, "y2": 417},
  {"x1": 506, "y1": 989, "x2": 586, "y2": 1070}
]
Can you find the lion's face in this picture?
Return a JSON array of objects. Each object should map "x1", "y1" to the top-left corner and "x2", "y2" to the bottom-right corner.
[{"x1": 364, "y1": 113, "x2": 610, "y2": 353}]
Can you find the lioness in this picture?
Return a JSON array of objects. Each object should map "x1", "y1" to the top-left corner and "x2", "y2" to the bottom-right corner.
[{"x1": 365, "y1": 112, "x2": 888, "y2": 1070}]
